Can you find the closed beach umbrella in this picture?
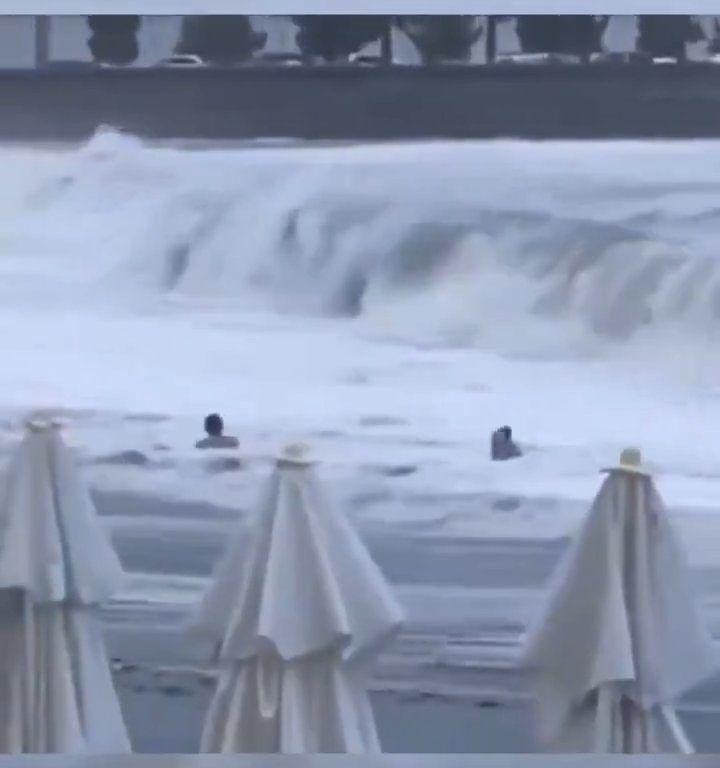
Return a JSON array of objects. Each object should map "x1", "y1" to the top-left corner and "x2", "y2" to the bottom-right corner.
[
  {"x1": 0, "y1": 419, "x2": 130, "y2": 753},
  {"x1": 524, "y1": 448, "x2": 715, "y2": 753},
  {"x1": 189, "y1": 443, "x2": 404, "y2": 753}
]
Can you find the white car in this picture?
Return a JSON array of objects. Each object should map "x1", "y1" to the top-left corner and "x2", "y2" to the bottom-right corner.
[
  {"x1": 495, "y1": 53, "x2": 582, "y2": 65},
  {"x1": 590, "y1": 52, "x2": 649, "y2": 64},
  {"x1": 158, "y1": 54, "x2": 206, "y2": 68},
  {"x1": 348, "y1": 53, "x2": 385, "y2": 65},
  {"x1": 257, "y1": 53, "x2": 304, "y2": 66}
]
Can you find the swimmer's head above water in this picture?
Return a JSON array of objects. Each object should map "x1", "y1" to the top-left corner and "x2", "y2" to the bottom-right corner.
[{"x1": 204, "y1": 413, "x2": 224, "y2": 437}]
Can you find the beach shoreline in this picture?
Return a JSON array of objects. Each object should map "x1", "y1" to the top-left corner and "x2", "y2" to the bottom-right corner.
[
  {"x1": 112, "y1": 662, "x2": 720, "y2": 754},
  {"x1": 95, "y1": 487, "x2": 720, "y2": 753}
]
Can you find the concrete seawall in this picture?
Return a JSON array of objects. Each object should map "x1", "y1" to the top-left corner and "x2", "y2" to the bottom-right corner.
[{"x1": 3, "y1": 63, "x2": 720, "y2": 141}]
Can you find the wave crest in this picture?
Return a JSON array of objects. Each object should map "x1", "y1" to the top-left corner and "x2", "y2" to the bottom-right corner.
[{"x1": 3, "y1": 128, "x2": 720, "y2": 357}]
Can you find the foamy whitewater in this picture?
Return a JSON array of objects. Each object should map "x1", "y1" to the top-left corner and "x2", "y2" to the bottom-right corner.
[{"x1": 2, "y1": 131, "x2": 720, "y2": 679}]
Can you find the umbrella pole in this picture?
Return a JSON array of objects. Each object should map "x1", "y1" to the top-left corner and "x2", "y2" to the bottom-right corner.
[
  {"x1": 622, "y1": 478, "x2": 652, "y2": 753},
  {"x1": 22, "y1": 591, "x2": 35, "y2": 751},
  {"x1": 593, "y1": 685, "x2": 616, "y2": 751},
  {"x1": 659, "y1": 705, "x2": 695, "y2": 754}
]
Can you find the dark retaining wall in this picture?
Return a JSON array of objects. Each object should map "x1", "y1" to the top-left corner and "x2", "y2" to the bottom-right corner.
[{"x1": 2, "y1": 63, "x2": 720, "y2": 141}]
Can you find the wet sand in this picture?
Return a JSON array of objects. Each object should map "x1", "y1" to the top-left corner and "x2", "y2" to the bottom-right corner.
[
  {"x1": 115, "y1": 667, "x2": 537, "y2": 754},
  {"x1": 95, "y1": 489, "x2": 720, "y2": 753},
  {"x1": 112, "y1": 664, "x2": 720, "y2": 753}
]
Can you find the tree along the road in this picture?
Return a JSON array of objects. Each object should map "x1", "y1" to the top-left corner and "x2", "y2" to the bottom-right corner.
[
  {"x1": 292, "y1": 15, "x2": 388, "y2": 62},
  {"x1": 636, "y1": 15, "x2": 704, "y2": 61},
  {"x1": 485, "y1": 16, "x2": 498, "y2": 63},
  {"x1": 484, "y1": 16, "x2": 513, "y2": 63},
  {"x1": 515, "y1": 15, "x2": 609, "y2": 59},
  {"x1": 397, "y1": 15, "x2": 484, "y2": 65},
  {"x1": 708, "y1": 18, "x2": 720, "y2": 55},
  {"x1": 87, "y1": 15, "x2": 141, "y2": 66},
  {"x1": 175, "y1": 15, "x2": 267, "y2": 64}
]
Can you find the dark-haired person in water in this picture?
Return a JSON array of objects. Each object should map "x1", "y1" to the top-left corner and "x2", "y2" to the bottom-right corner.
[
  {"x1": 195, "y1": 413, "x2": 239, "y2": 450},
  {"x1": 491, "y1": 425, "x2": 522, "y2": 461}
]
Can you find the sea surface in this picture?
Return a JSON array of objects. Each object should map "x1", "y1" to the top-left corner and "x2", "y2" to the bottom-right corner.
[{"x1": 1, "y1": 132, "x2": 720, "y2": 728}]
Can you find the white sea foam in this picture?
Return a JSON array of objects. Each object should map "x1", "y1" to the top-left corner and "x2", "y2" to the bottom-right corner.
[{"x1": 0, "y1": 130, "x2": 720, "y2": 553}]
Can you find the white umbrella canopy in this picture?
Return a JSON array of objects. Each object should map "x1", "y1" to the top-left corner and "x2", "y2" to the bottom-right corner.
[
  {"x1": 188, "y1": 443, "x2": 404, "y2": 754},
  {"x1": 0, "y1": 419, "x2": 130, "y2": 753},
  {"x1": 523, "y1": 448, "x2": 716, "y2": 753}
]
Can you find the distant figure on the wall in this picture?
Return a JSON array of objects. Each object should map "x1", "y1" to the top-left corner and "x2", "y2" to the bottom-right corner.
[
  {"x1": 491, "y1": 425, "x2": 522, "y2": 462},
  {"x1": 195, "y1": 413, "x2": 239, "y2": 450}
]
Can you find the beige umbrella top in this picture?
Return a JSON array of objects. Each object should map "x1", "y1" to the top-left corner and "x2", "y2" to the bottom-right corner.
[
  {"x1": 524, "y1": 448, "x2": 716, "y2": 746},
  {"x1": 189, "y1": 442, "x2": 404, "y2": 664},
  {"x1": 0, "y1": 418, "x2": 124, "y2": 605}
]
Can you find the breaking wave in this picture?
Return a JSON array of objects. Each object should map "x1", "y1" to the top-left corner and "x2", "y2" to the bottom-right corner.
[{"x1": 3, "y1": 127, "x2": 720, "y2": 358}]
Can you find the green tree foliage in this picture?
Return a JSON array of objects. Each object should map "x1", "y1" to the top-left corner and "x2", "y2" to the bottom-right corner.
[
  {"x1": 636, "y1": 15, "x2": 704, "y2": 60},
  {"x1": 397, "y1": 16, "x2": 484, "y2": 65},
  {"x1": 292, "y1": 15, "x2": 388, "y2": 62},
  {"x1": 515, "y1": 15, "x2": 609, "y2": 58},
  {"x1": 485, "y1": 16, "x2": 498, "y2": 62},
  {"x1": 175, "y1": 16, "x2": 267, "y2": 64},
  {"x1": 87, "y1": 15, "x2": 141, "y2": 66}
]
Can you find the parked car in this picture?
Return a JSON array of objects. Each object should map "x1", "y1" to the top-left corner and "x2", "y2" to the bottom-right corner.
[
  {"x1": 495, "y1": 53, "x2": 583, "y2": 66},
  {"x1": 256, "y1": 52, "x2": 304, "y2": 66},
  {"x1": 347, "y1": 53, "x2": 385, "y2": 65},
  {"x1": 157, "y1": 54, "x2": 206, "y2": 68},
  {"x1": 47, "y1": 60, "x2": 98, "y2": 70},
  {"x1": 590, "y1": 52, "x2": 652, "y2": 64}
]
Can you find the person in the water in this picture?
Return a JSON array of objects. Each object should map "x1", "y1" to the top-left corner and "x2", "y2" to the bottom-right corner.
[
  {"x1": 491, "y1": 425, "x2": 522, "y2": 461},
  {"x1": 195, "y1": 413, "x2": 240, "y2": 450}
]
